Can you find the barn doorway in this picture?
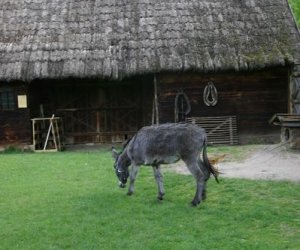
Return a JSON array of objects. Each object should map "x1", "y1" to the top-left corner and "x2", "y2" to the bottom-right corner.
[{"x1": 29, "y1": 77, "x2": 153, "y2": 144}]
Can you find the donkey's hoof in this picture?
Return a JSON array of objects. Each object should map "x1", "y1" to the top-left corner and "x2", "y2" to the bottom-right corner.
[
  {"x1": 127, "y1": 191, "x2": 133, "y2": 196},
  {"x1": 157, "y1": 196, "x2": 164, "y2": 201},
  {"x1": 190, "y1": 200, "x2": 200, "y2": 207}
]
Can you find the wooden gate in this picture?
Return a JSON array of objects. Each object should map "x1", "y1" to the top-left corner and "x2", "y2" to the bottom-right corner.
[{"x1": 186, "y1": 116, "x2": 238, "y2": 145}]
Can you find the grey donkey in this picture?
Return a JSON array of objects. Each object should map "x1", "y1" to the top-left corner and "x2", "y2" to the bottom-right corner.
[{"x1": 112, "y1": 123, "x2": 219, "y2": 206}]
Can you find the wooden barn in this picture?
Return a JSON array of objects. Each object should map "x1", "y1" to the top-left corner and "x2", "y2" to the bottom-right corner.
[{"x1": 0, "y1": 0, "x2": 300, "y2": 148}]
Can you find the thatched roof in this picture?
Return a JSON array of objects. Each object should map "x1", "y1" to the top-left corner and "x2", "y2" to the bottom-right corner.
[{"x1": 0, "y1": 0, "x2": 300, "y2": 81}]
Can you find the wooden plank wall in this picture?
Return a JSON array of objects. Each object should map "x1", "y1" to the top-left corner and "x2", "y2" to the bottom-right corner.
[
  {"x1": 158, "y1": 68, "x2": 288, "y2": 142},
  {"x1": 0, "y1": 83, "x2": 31, "y2": 145}
]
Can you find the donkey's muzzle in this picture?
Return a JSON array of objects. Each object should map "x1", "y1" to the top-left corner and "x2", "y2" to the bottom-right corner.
[{"x1": 119, "y1": 182, "x2": 126, "y2": 188}]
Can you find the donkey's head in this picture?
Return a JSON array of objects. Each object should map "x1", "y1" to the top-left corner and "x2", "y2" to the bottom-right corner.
[{"x1": 112, "y1": 147, "x2": 130, "y2": 188}]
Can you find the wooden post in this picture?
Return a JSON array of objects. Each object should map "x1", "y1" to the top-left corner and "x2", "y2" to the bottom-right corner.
[
  {"x1": 288, "y1": 68, "x2": 292, "y2": 114},
  {"x1": 96, "y1": 111, "x2": 100, "y2": 133},
  {"x1": 32, "y1": 119, "x2": 36, "y2": 150},
  {"x1": 229, "y1": 116, "x2": 233, "y2": 145},
  {"x1": 43, "y1": 114, "x2": 55, "y2": 151},
  {"x1": 39, "y1": 104, "x2": 45, "y2": 126},
  {"x1": 51, "y1": 119, "x2": 58, "y2": 150},
  {"x1": 54, "y1": 119, "x2": 61, "y2": 151},
  {"x1": 152, "y1": 99, "x2": 155, "y2": 125},
  {"x1": 153, "y1": 75, "x2": 159, "y2": 125}
]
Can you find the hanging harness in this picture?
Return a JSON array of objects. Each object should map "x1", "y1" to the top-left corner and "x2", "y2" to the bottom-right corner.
[
  {"x1": 174, "y1": 90, "x2": 191, "y2": 123},
  {"x1": 203, "y1": 82, "x2": 218, "y2": 106}
]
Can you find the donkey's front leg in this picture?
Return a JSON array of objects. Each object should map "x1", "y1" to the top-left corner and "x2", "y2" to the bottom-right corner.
[
  {"x1": 127, "y1": 164, "x2": 139, "y2": 196},
  {"x1": 152, "y1": 165, "x2": 165, "y2": 200}
]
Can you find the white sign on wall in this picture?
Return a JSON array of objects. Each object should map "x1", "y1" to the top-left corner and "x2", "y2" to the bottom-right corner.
[{"x1": 18, "y1": 95, "x2": 27, "y2": 108}]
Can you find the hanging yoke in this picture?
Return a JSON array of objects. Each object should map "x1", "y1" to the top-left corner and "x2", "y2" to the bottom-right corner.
[
  {"x1": 203, "y1": 82, "x2": 218, "y2": 106},
  {"x1": 174, "y1": 90, "x2": 191, "y2": 123}
]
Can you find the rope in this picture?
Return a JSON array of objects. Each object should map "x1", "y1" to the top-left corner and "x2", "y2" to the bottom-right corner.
[
  {"x1": 203, "y1": 82, "x2": 218, "y2": 106},
  {"x1": 174, "y1": 90, "x2": 191, "y2": 123},
  {"x1": 244, "y1": 141, "x2": 290, "y2": 164}
]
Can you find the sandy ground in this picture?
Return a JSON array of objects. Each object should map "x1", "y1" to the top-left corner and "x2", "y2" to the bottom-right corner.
[{"x1": 170, "y1": 144, "x2": 300, "y2": 182}]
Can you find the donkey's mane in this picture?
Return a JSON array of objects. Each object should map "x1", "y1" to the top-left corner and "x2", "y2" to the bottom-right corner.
[{"x1": 122, "y1": 134, "x2": 137, "y2": 152}]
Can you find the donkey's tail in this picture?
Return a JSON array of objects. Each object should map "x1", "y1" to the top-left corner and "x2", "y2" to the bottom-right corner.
[{"x1": 203, "y1": 140, "x2": 220, "y2": 183}]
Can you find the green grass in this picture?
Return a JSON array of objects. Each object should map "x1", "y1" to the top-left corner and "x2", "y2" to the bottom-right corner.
[
  {"x1": 1, "y1": 150, "x2": 300, "y2": 250},
  {"x1": 289, "y1": 0, "x2": 300, "y2": 26}
]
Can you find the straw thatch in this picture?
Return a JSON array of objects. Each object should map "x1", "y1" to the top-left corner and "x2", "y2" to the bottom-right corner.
[{"x1": 0, "y1": 0, "x2": 299, "y2": 81}]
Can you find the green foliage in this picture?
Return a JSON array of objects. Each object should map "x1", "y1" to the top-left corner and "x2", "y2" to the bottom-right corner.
[
  {"x1": 0, "y1": 151, "x2": 300, "y2": 250},
  {"x1": 289, "y1": 0, "x2": 300, "y2": 26}
]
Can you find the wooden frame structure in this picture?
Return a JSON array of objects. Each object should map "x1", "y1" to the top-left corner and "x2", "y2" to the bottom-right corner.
[{"x1": 31, "y1": 116, "x2": 64, "y2": 152}]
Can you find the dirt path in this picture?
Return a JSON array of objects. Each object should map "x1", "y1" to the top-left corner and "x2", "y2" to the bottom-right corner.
[{"x1": 170, "y1": 144, "x2": 300, "y2": 182}]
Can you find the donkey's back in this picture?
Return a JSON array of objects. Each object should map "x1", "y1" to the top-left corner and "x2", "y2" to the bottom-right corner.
[{"x1": 127, "y1": 123, "x2": 207, "y2": 165}]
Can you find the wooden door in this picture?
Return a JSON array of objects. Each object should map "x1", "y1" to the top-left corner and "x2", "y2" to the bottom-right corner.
[
  {"x1": 56, "y1": 83, "x2": 142, "y2": 143},
  {"x1": 291, "y1": 65, "x2": 300, "y2": 114}
]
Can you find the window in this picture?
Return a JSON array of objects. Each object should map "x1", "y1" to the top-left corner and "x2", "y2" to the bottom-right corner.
[{"x1": 0, "y1": 88, "x2": 15, "y2": 110}]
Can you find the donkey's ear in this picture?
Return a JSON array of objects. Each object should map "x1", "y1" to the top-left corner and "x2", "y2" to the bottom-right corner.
[{"x1": 111, "y1": 146, "x2": 119, "y2": 160}]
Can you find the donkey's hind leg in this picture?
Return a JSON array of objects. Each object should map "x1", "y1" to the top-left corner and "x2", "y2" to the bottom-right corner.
[
  {"x1": 152, "y1": 165, "x2": 165, "y2": 200},
  {"x1": 184, "y1": 160, "x2": 205, "y2": 206},
  {"x1": 198, "y1": 159, "x2": 209, "y2": 201}
]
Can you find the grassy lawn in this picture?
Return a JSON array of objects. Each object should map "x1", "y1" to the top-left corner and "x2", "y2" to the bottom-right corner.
[
  {"x1": 289, "y1": 0, "x2": 300, "y2": 25},
  {"x1": 1, "y1": 149, "x2": 300, "y2": 250}
]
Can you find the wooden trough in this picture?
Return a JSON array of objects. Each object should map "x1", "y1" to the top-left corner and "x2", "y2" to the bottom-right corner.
[{"x1": 269, "y1": 114, "x2": 300, "y2": 150}]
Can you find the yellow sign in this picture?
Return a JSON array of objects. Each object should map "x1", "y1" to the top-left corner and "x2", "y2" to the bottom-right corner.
[{"x1": 18, "y1": 95, "x2": 27, "y2": 108}]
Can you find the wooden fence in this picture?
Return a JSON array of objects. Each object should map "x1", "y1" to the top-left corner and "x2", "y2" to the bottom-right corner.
[{"x1": 186, "y1": 116, "x2": 238, "y2": 145}]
